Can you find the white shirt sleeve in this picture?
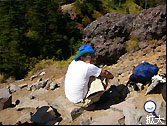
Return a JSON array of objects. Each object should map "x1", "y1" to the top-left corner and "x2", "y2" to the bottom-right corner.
[{"x1": 87, "y1": 64, "x2": 102, "y2": 77}]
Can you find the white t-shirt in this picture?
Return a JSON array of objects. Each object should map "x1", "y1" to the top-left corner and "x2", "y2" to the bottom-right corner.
[{"x1": 65, "y1": 60, "x2": 102, "y2": 103}]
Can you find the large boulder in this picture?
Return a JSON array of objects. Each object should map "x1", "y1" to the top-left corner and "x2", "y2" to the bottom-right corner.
[
  {"x1": 15, "y1": 99, "x2": 49, "y2": 111},
  {"x1": 51, "y1": 96, "x2": 84, "y2": 121},
  {"x1": 90, "y1": 109, "x2": 124, "y2": 125},
  {"x1": 8, "y1": 84, "x2": 21, "y2": 93},
  {"x1": 0, "y1": 88, "x2": 12, "y2": 110},
  {"x1": 83, "y1": 12, "x2": 136, "y2": 65},
  {"x1": 30, "y1": 106, "x2": 59, "y2": 124},
  {"x1": 131, "y1": 5, "x2": 166, "y2": 41},
  {"x1": 83, "y1": 5, "x2": 166, "y2": 65}
]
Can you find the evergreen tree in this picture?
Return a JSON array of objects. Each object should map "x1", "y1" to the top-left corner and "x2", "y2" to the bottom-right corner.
[
  {"x1": 0, "y1": 0, "x2": 83, "y2": 79},
  {"x1": 0, "y1": 0, "x2": 28, "y2": 79}
]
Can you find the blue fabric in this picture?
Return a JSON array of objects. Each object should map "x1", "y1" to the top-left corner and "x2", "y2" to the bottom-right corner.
[
  {"x1": 73, "y1": 45, "x2": 96, "y2": 60},
  {"x1": 132, "y1": 62, "x2": 159, "y2": 83}
]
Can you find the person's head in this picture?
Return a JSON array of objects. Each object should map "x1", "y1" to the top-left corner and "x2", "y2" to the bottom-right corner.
[{"x1": 73, "y1": 45, "x2": 96, "y2": 64}]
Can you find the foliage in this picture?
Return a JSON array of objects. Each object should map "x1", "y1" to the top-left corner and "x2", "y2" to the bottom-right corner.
[
  {"x1": 27, "y1": 53, "x2": 78, "y2": 78},
  {"x1": 73, "y1": 0, "x2": 166, "y2": 27},
  {"x1": 0, "y1": 0, "x2": 83, "y2": 80},
  {"x1": 73, "y1": 0, "x2": 104, "y2": 27},
  {"x1": 133, "y1": 0, "x2": 166, "y2": 9},
  {"x1": 125, "y1": 40, "x2": 139, "y2": 52},
  {"x1": 0, "y1": 73, "x2": 6, "y2": 83},
  {"x1": 148, "y1": 40, "x2": 156, "y2": 45}
]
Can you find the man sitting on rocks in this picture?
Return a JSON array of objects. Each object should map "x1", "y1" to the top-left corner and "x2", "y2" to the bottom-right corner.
[{"x1": 65, "y1": 45, "x2": 114, "y2": 109}]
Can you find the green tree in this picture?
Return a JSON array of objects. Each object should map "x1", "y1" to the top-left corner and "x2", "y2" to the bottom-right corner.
[
  {"x1": 0, "y1": 0, "x2": 28, "y2": 79},
  {"x1": 0, "y1": 0, "x2": 83, "y2": 79}
]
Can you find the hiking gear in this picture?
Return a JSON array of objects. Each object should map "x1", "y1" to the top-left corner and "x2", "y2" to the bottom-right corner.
[
  {"x1": 127, "y1": 62, "x2": 159, "y2": 86},
  {"x1": 132, "y1": 62, "x2": 159, "y2": 84},
  {"x1": 73, "y1": 45, "x2": 96, "y2": 60},
  {"x1": 145, "y1": 75, "x2": 166, "y2": 95}
]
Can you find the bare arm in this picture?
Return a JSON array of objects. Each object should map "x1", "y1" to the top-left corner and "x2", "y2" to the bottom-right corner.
[{"x1": 99, "y1": 69, "x2": 114, "y2": 79}]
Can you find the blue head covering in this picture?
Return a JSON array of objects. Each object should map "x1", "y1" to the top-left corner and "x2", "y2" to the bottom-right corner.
[{"x1": 73, "y1": 45, "x2": 96, "y2": 60}]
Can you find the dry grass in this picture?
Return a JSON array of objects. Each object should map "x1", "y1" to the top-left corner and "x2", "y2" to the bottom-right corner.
[
  {"x1": 125, "y1": 40, "x2": 139, "y2": 52},
  {"x1": 26, "y1": 53, "x2": 78, "y2": 78},
  {"x1": 0, "y1": 73, "x2": 6, "y2": 83}
]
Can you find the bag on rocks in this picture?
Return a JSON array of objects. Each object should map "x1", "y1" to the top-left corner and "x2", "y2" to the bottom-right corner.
[{"x1": 127, "y1": 62, "x2": 159, "y2": 85}]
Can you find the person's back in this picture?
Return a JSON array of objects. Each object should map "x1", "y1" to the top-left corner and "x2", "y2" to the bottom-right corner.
[{"x1": 65, "y1": 60, "x2": 101, "y2": 103}]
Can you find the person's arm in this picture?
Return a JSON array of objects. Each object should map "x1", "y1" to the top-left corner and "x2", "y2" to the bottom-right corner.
[
  {"x1": 99, "y1": 69, "x2": 114, "y2": 90},
  {"x1": 99, "y1": 69, "x2": 114, "y2": 79}
]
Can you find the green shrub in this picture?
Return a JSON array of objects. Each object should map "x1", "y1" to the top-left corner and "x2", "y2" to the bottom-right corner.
[
  {"x1": 26, "y1": 53, "x2": 78, "y2": 78},
  {"x1": 0, "y1": 73, "x2": 6, "y2": 83},
  {"x1": 126, "y1": 40, "x2": 139, "y2": 52},
  {"x1": 148, "y1": 40, "x2": 155, "y2": 45},
  {"x1": 27, "y1": 58, "x2": 55, "y2": 78}
]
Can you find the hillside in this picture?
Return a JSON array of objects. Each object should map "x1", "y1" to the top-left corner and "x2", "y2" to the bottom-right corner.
[
  {"x1": 0, "y1": 41, "x2": 166, "y2": 125},
  {"x1": 0, "y1": 3, "x2": 166, "y2": 125}
]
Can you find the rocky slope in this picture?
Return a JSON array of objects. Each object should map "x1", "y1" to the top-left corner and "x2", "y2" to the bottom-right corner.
[
  {"x1": 0, "y1": 5, "x2": 166, "y2": 125},
  {"x1": 0, "y1": 42, "x2": 166, "y2": 125}
]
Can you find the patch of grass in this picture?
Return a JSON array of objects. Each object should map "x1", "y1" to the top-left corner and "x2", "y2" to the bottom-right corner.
[
  {"x1": 148, "y1": 40, "x2": 155, "y2": 45},
  {"x1": 27, "y1": 53, "x2": 78, "y2": 78},
  {"x1": 124, "y1": 0, "x2": 142, "y2": 14},
  {"x1": 102, "y1": 0, "x2": 142, "y2": 14},
  {"x1": 126, "y1": 40, "x2": 139, "y2": 52},
  {"x1": 0, "y1": 73, "x2": 6, "y2": 83}
]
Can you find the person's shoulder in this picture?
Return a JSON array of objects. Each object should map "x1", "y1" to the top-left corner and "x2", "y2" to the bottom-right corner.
[{"x1": 87, "y1": 63, "x2": 100, "y2": 68}]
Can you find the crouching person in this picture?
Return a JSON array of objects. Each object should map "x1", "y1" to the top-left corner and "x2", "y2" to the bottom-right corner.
[{"x1": 64, "y1": 45, "x2": 114, "y2": 109}]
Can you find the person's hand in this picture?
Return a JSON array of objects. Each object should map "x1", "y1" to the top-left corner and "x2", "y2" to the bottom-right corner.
[{"x1": 100, "y1": 69, "x2": 114, "y2": 79}]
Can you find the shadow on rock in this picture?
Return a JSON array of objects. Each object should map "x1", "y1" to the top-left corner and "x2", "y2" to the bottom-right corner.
[{"x1": 93, "y1": 84, "x2": 130, "y2": 110}]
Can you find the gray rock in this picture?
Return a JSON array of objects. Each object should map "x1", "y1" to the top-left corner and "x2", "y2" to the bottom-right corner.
[
  {"x1": 15, "y1": 99, "x2": 49, "y2": 110},
  {"x1": 136, "y1": 83, "x2": 144, "y2": 91},
  {"x1": 17, "y1": 112, "x2": 32, "y2": 123},
  {"x1": 90, "y1": 109, "x2": 124, "y2": 125},
  {"x1": 28, "y1": 79, "x2": 49, "y2": 91},
  {"x1": 15, "y1": 79, "x2": 24, "y2": 82},
  {"x1": 49, "y1": 82, "x2": 58, "y2": 90},
  {"x1": 131, "y1": 5, "x2": 166, "y2": 41},
  {"x1": 80, "y1": 116, "x2": 92, "y2": 125},
  {"x1": 17, "y1": 97, "x2": 31, "y2": 104},
  {"x1": 147, "y1": 97, "x2": 166, "y2": 120},
  {"x1": 123, "y1": 107, "x2": 147, "y2": 125},
  {"x1": 31, "y1": 106, "x2": 58, "y2": 124},
  {"x1": 40, "y1": 72, "x2": 46, "y2": 76},
  {"x1": 30, "y1": 88, "x2": 48, "y2": 97},
  {"x1": 51, "y1": 96, "x2": 84, "y2": 121},
  {"x1": 0, "y1": 88, "x2": 12, "y2": 110},
  {"x1": 37, "y1": 78, "x2": 42, "y2": 82},
  {"x1": 110, "y1": 100, "x2": 136, "y2": 112},
  {"x1": 138, "y1": 41, "x2": 148, "y2": 49},
  {"x1": 30, "y1": 74, "x2": 38, "y2": 81},
  {"x1": 83, "y1": 12, "x2": 136, "y2": 65},
  {"x1": 9, "y1": 84, "x2": 21, "y2": 93},
  {"x1": 126, "y1": 95, "x2": 138, "y2": 103},
  {"x1": 109, "y1": 77, "x2": 119, "y2": 86},
  {"x1": 19, "y1": 84, "x2": 28, "y2": 89}
]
